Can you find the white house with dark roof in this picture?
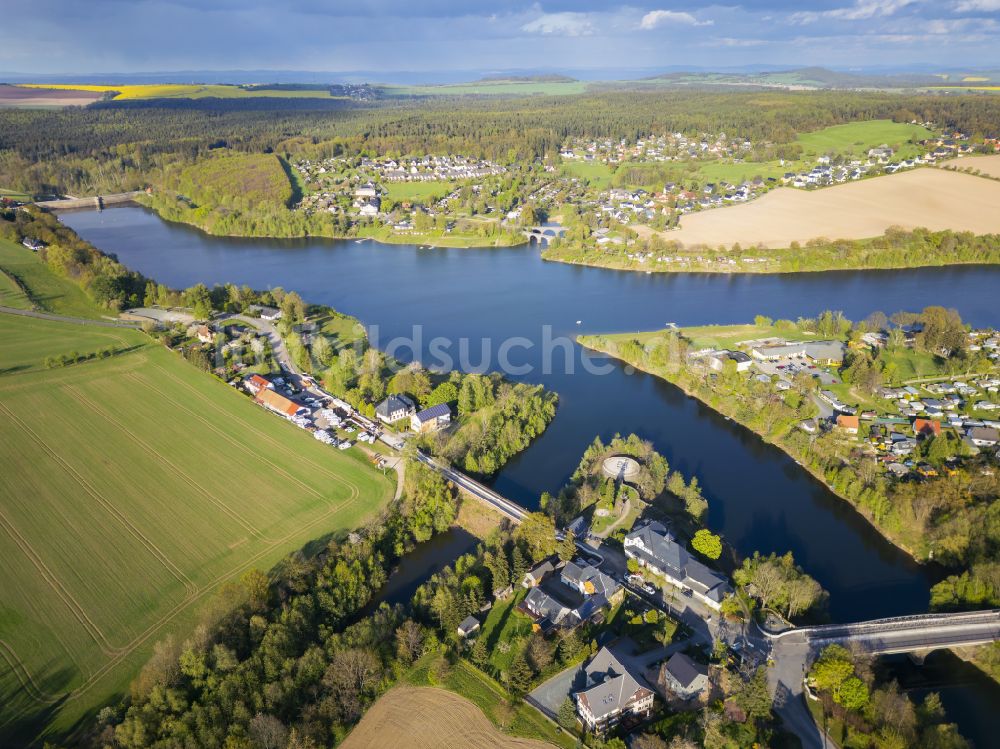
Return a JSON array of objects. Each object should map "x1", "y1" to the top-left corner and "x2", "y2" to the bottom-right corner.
[
  {"x1": 375, "y1": 394, "x2": 416, "y2": 424},
  {"x1": 624, "y1": 522, "x2": 732, "y2": 610},
  {"x1": 659, "y1": 652, "x2": 709, "y2": 700},
  {"x1": 574, "y1": 647, "x2": 655, "y2": 734}
]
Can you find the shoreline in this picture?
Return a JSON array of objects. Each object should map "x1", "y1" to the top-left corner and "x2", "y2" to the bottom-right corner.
[
  {"x1": 543, "y1": 248, "x2": 1000, "y2": 276},
  {"x1": 576, "y1": 336, "x2": 922, "y2": 561},
  {"x1": 128, "y1": 196, "x2": 523, "y2": 249}
]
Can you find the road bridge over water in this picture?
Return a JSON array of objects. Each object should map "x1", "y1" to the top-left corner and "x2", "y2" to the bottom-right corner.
[{"x1": 766, "y1": 609, "x2": 1000, "y2": 749}]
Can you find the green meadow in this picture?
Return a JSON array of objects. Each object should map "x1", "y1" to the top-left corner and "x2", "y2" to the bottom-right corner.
[{"x1": 0, "y1": 312, "x2": 394, "y2": 742}]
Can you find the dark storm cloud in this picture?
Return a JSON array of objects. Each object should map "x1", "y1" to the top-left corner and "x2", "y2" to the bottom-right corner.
[{"x1": 1, "y1": 1, "x2": 998, "y2": 75}]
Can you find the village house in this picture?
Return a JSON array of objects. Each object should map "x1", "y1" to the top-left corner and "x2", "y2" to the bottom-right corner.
[
  {"x1": 835, "y1": 414, "x2": 860, "y2": 434},
  {"x1": 624, "y1": 522, "x2": 732, "y2": 610},
  {"x1": 518, "y1": 558, "x2": 621, "y2": 633},
  {"x1": 560, "y1": 561, "x2": 624, "y2": 605},
  {"x1": 913, "y1": 418, "x2": 942, "y2": 438},
  {"x1": 967, "y1": 426, "x2": 1000, "y2": 447},
  {"x1": 244, "y1": 374, "x2": 274, "y2": 396},
  {"x1": 457, "y1": 615, "x2": 480, "y2": 639},
  {"x1": 255, "y1": 389, "x2": 308, "y2": 419},
  {"x1": 411, "y1": 403, "x2": 451, "y2": 433},
  {"x1": 522, "y1": 558, "x2": 558, "y2": 588},
  {"x1": 252, "y1": 305, "x2": 282, "y2": 321},
  {"x1": 375, "y1": 394, "x2": 416, "y2": 424},
  {"x1": 706, "y1": 350, "x2": 753, "y2": 373},
  {"x1": 195, "y1": 325, "x2": 214, "y2": 344},
  {"x1": 574, "y1": 647, "x2": 655, "y2": 735},
  {"x1": 659, "y1": 652, "x2": 709, "y2": 700}
]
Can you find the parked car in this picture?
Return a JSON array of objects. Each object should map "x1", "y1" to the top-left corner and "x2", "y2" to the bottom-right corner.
[{"x1": 338, "y1": 441, "x2": 353, "y2": 450}]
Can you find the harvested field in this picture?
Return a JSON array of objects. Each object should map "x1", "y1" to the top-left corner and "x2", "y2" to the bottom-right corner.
[
  {"x1": 0, "y1": 84, "x2": 103, "y2": 107},
  {"x1": 340, "y1": 687, "x2": 555, "y2": 749},
  {"x1": 661, "y1": 168, "x2": 1000, "y2": 249},
  {"x1": 944, "y1": 154, "x2": 1000, "y2": 178}
]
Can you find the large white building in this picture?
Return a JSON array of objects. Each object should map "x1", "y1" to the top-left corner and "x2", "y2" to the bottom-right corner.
[{"x1": 624, "y1": 522, "x2": 732, "y2": 610}]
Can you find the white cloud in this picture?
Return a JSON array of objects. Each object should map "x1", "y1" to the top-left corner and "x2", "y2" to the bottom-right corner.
[
  {"x1": 703, "y1": 36, "x2": 768, "y2": 47},
  {"x1": 521, "y1": 11, "x2": 594, "y2": 36},
  {"x1": 790, "y1": 0, "x2": 916, "y2": 24},
  {"x1": 952, "y1": 0, "x2": 1000, "y2": 9},
  {"x1": 639, "y1": 9, "x2": 713, "y2": 29}
]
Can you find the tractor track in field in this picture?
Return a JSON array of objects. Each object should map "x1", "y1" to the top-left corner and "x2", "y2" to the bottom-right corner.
[
  {"x1": 148, "y1": 363, "x2": 374, "y2": 488},
  {"x1": 1, "y1": 346, "x2": 391, "y2": 722},
  {"x1": 0, "y1": 401, "x2": 197, "y2": 597},
  {"x1": 125, "y1": 370, "x2": 332, "y2": 507},
  {"x1": 0, "y1": 508, "x2": 116, "y2": 656},
  {"x1": 67, "y1": 384, "x2": 266, "y2": 541}
]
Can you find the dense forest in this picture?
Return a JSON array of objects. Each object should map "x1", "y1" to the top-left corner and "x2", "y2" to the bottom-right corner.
[{"x1": 3, "y1": 90, "x2": 1000, "y2": 198}]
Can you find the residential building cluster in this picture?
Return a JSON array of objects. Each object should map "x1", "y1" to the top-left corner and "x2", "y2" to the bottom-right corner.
[
  {"x1": 560, "y1": 132, "x2": 755, "y2": 164},
  {"x1": 691, "y1": 327, "x2": 1000, "y2": 479}
]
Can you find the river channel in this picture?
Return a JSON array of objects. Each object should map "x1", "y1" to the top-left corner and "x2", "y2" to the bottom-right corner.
[{"x1": 60, "y1": 206, "x2": 1000, "y2": 745}]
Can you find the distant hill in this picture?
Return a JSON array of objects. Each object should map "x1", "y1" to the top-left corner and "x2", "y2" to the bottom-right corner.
[
  {"x1": 475, "y1": 74, "x2": 577, "y2": 83},
  {"x1": 641, "y1": 66, "x2": 1000, "y2": 90}
]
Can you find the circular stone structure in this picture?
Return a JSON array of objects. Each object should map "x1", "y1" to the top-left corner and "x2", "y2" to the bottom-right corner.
[{"x1": 601, "y1": 455, "x2": 641, "y2": 483}]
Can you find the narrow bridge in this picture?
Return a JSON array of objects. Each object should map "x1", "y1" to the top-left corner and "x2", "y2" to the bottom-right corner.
[
  {"x1": 766, "y1": 609, "x2": 1000, "y2": 749},
  {"x1": 415, "y1": 452, "x2": 527, "y2": 522},
  {"x1": 522, "y1": 226, "x2": 567, "y2": 246},
  {"x1": 35, "y1": 191, "x2": 145, "y2": 210}
]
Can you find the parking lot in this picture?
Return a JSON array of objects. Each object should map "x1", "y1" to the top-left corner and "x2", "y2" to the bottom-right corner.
[{"x1": 754, "y1": 355, "x2": 838, "y2": 385}]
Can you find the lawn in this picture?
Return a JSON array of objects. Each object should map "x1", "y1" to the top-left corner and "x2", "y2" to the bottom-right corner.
[
  {"x1": 877, "y1": 348, "x2": 943, "y2": 382},
  {"x1": 0, "y1": 239, "x2": 105, "y2": 318},
  {"x1": 632, "y1": 322, "x2": 815, "y2": 352},
  {"x1": 561, "y1": 160, "x2": 614, "y2": 188},
  {"x1": 0, "y1": 269, "x2": 31, "y2": 309},
  {"x1": 479, "y1": 589, "x2": 534, "y2": 674},
  {"x1": 694, "y1": 160, "x2": 789, "y2": 184},
  {"x1": 17, "y1": 84, "x2": 342, "y2": 100},
  {"x1": 404, "y1": 654, "x2": 575, "y2": 748},
  {"x1": 795, "y1": 120, "x2": 934, "y2": 159},
  {"x1": 0, "y1": 314, "x2": 394, "y2": 742},
  {"x1": 384, "y1": 180, "x2": 453, "y2": 202}
]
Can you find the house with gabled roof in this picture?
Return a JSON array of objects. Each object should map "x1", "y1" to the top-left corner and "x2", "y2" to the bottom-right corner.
[
  {"x1": 624, "y1": 522, "x2": 731, "y2": 610},
  {"x1": 659, "y1": 652, "x2": 708, "y2": 700},
  {"x1": 574, "y1": 647, "x2": 655, "y2": 734},
  {"x1": 411, "y1": 403, "x2": 451, "y2": 433},
  {"x1": 375, "y1": 394, "x2": 416, "y2": 424}
]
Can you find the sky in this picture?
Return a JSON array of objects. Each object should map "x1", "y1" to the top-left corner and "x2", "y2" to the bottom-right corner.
[{"x1": 3, "y1": 0, "x2": 1000, "y2": 77}]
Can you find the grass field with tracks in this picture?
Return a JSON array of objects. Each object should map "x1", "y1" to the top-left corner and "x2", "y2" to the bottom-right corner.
[{"x1": 0, "y1": 313, "x2": 394, "y2": 741}]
